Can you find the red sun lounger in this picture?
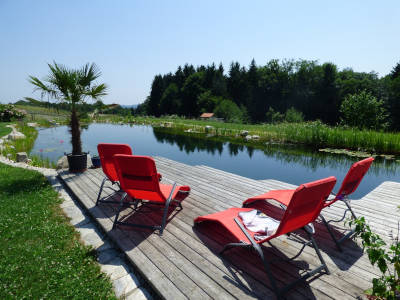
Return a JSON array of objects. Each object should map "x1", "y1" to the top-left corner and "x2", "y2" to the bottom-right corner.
[
  {"x1": 113, "y1": 154, "x2": 190, "y2": 235},
  {"x1": 96, "y1": 143, "x2": 163, "y2": 206},
  {"x1": 244, "y1": 157, "x2": 374, "y2": 251},
  {"x1": 194, "y1": 177, "x2": 336, "y2": 299},
  {"x1": 320, "y1": 157, "x2": 374, "y2": 250},
  {"x1": 96, "y1": 143, "x2": 133, "y2": 206}
]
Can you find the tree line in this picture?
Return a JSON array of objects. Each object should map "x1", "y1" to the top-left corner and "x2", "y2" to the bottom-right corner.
[{"x1": 138, "y1": 59, "x2": 400, "y2": 131}]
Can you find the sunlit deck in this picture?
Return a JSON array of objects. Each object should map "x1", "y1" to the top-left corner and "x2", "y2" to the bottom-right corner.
[{"x1": 58, "y1": 156, "x2": 400, "y2": 299}]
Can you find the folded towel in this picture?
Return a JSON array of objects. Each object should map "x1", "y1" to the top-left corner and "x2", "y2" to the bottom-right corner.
[{"x1": 238, "y1": 210, "x2": 280, "y2": 240}]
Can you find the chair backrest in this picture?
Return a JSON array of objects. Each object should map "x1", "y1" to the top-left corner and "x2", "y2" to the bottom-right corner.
[
  {"x1": 335, "y1": 157, "x2": 374, "y2": 199},
  {"x1": 113, "y1": 154, "x2": 165, "y2": 202},
  {"x1": 97, "y1": 143, "x2": 132, "y2": 182},
  {"x1": 273, "y1": 176, "x2": 337, "y2": 237}
]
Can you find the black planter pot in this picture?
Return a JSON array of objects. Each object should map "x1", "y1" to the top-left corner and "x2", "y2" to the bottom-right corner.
[
  {"x1": 67, "y1": 153, "x2": 87, "y2": 173},
  {"x1": 91, "y1": 155, "x2": 101, "y2": 168}
]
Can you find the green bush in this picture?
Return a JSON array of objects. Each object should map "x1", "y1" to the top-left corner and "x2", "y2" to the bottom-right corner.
[
  {"x1": 214, "y1": 99, "x2": 243, "y2": 123},
  {"x1": 340, "y1": 90, "x2": 388, "y2": 130},
  {"x1": 0, "y1": 104, "x2": 26, "y2": 122},
  {"x1": 266, "y1": 107, "x2": 284, "y2": 123},
  {"x1": 350, "y1": 217, "x2": 400, "y2": 299},
  {"x1": 285, "y1": 107, "x2": 304, "y2": 123}
]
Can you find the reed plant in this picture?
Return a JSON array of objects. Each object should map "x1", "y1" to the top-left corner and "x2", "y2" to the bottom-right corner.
[{"x1": 93, "y1": 115, "x2": 400, "y2": 154}]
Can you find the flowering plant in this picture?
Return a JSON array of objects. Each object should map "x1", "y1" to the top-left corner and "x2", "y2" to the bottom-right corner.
[{"x1": 0, "y1": 104, "x2": 26, "y2": 122}]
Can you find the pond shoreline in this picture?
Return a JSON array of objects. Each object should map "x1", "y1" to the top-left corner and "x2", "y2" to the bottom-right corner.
[{"x1": 89, "y1": 117, "x2": 400, "y2": 160}]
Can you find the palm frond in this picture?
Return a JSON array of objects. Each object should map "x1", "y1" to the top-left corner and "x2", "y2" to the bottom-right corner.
[
  {"x1": 84, "y1": 83, "x2": 108, "y2": 99},
  {"x1": 79, "y1": 63, "x2": 102, "y2": 87}
]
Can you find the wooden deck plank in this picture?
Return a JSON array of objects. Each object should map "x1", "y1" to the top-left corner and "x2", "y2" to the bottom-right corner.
[
  {"x1": 74, "y1": 171, "x2": 233, "y2": 300},
  {"x1": 59, "y1": 171, "x2": 204, "y2": 300},
  {"x1": 151, "y1": 161, "x2": 381, "y2": 286},
  {"x1": 83, "y1": 168, "x2": 331, "y2": 300},
  {"x1": 152, "y1": 160, "x2": 387, "y2": 281},
  {"x1": 56, "y1": 156, "x2": 400, "y2": 300}
]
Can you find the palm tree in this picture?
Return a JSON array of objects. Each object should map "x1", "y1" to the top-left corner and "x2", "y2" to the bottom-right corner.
[{"x1": 29, "y1": 62, "x2": 107, "y2": 155}]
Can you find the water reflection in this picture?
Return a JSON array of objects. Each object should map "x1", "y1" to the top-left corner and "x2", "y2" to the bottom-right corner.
[
  {"x1": 152, "y1": 127, "x2": 399, "y2": 177},
  {"x1": 153, "y1": 129, "x2": 224, "y2": 155},
  {"x1": 31, "y1": 124, "x2": 400, "y2": 198}
]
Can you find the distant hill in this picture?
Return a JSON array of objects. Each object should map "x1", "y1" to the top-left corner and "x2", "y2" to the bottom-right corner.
[{"x1": 120, "y1": 104, "x2": 138, "y2": 109}]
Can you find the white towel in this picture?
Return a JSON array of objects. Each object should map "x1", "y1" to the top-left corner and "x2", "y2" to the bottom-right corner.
[{"x1": 238, "y1": 210, "x2": 280, "y2": 240}]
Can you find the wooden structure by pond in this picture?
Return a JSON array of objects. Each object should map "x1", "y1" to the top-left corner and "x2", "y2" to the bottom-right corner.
[{"x1": 58, "y1": 156, "x2": 400, "y2": 299}]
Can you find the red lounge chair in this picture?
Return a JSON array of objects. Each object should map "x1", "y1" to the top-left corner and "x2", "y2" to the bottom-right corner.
[
  {"x1": 96, "y1": 143, "x2": 133, "y2": 206},
  {"x1": 113, "y1": 154, "x2": 190, "y2": 235},
  {"x1": 194, "y1": 177, "x2": 336, "y2": 299},
  {"x1": 96, "y1": 143, "x2": 164, "y2": 206},
  {"x1": 320, "y1": 157, "x2": 374, "y2": 250},
  {"x1": 244, "y1": 157, "x2": 374, "y2": 251}
]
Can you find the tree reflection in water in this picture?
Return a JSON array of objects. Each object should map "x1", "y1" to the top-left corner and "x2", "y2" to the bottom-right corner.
[{"x1": 153, "y1": 127, "x2": 399, "y2": 177}]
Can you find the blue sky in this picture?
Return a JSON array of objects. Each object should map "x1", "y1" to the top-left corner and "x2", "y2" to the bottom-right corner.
[{"x1": 1, "y1": 0, "x2": 399, "y2": 105}]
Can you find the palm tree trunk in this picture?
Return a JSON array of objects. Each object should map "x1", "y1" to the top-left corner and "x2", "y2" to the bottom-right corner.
[{"x1": 70, "y1": 107, "x2": 82, "y2": 155}]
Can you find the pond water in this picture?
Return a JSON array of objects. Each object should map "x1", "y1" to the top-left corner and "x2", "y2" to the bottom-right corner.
[{"x1": 31, "y1": 123, "x2": 400, "y2": 199}]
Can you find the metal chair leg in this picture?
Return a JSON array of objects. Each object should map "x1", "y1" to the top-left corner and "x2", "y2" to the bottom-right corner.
[
  {"x1": 304, "y1": 229, "x2": 330, "y2": 275},
  {"x1": 112, "y1": 192, "x2": 127, "y2": 230},
  {"x1": 343, "y1": 199, "x2": 357, "y2": 220},
  {"x1": 320, "y1": 214, "x2": 343, "y2": 251},
  {"x1": 96, "y1": 177, "x2": 108, "y2": 206},
  {"x1": 159, "y1": 183, "x2": 176, "y2": 236}
]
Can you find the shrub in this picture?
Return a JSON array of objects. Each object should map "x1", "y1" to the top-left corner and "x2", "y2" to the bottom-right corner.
[
  {"x1": 350, "y1": 217, "x2": 400, "y2": 299},
  {"x1": 285, "y1": 107, "x2": 304, "y2": 123},
  {"x1": 214, "y1": 99, "x2": 243, "y2": 123},
  {"x1": 340, "y1": 90, "x2": 388, "y2": 130},
  {"x1": 0, "y1": 104, "x2": 26, "y2": 122},
  {"x1": 266, "y1": 107, "x2": 284, "y2": 123}
]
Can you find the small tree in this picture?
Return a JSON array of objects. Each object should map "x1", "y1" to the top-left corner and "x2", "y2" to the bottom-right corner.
[
  {"x1": 29, "y1": 62, "x2": 107, "y2": 155},
  {"x1": 266, "y1": 107, "x2": 284, "y2": 123},
  {"x1": 213, "y1": 99, "x2": 243, "y2": 123},
  {"x1": 340, "y1": 90, "x2": 388, "y2": 130},
  {"x1": 285, "y1": 107, "x2": 304, "y2": 123}
]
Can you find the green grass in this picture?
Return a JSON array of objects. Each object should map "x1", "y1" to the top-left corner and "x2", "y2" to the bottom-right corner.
[
  {"x1": 95, "y1": 115, "x2": 400, "y2": 155},
  {"x1": 0, "y1": 122, "x2": 12, "y2": 137},
  {"x1": 0, "y1": 163, "x2": 116, "y2": 299},
  {"x1": 15, "y1": 104, "x2": 69, "y2": 125}
]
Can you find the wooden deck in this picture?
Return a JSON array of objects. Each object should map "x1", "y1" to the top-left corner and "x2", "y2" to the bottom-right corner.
[{"x1": 58, "y1": 156, "x2": 400, "y2": 299}]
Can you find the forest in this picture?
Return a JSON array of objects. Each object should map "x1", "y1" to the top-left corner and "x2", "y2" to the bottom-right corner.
[{"x1": 139, "y1": 59, "x2": 400, "y2": 131}]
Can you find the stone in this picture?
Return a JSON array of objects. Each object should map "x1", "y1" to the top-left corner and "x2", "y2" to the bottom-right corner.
[
  {"x1": 86, "y1": 153, "x2": 93, "y2": 168},
  {"x1": 240, "y1": 130, "x2": 249, "y2": 136},
  {"x1": 16, "y1": 152, "x2": 28, "y2": 163},
  {"x1": 8, "y1": 131, "x2": 25, "y2": 140},
  {"x1": 126, "y1": 287, "x2": 153, "y2": 300},
  {"x1": 113, "y1": 273, "x2": 140, "y2": 298},
  {"x1": 164, "y1": 122, "x2": 173, "y2": 128},
  {"x1": 252, "y1": 135, "x2": 260, "y2": 140},
  {"x1": 80, "y1": 230, "x2": 104, "y2": 249},
  {"x1": 97, "y1": 248, "x2": 120, "y2": 264},
  {"x1": 56, "y1": 156, "x2": 69, "y2": 170},
  {"x1": 100, "y1": 257, "x2": 129, "y2": 280},
  {"x1": 56, "y1": 153, "x2": 92, "y2": 170},
  {"x1": 27, "y1": 122, "x2": 38, "y2": 127},
  {"x1": 245, "y1": 135, "x2": 252, "y2": 141}
]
